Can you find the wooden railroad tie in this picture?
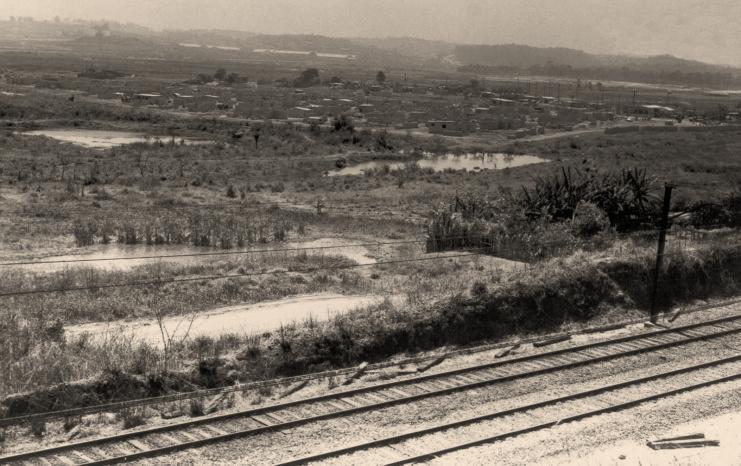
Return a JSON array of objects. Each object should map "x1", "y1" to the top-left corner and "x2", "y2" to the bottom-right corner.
[
  {"x1": 342, "y1": 362, "x2": 369, "y2": 385},
  {"x1": 495, "y1": 343, "x2": 521, "y2": 358},
  {"x1": 533, "y1": 335, "x2": 571, "y2": 348},
  {"x1": 648, "y1": 432, "x2": 719, "y2": 450},
  {"x1": 417, "y1": 355, "x2": 446, "y2": 372}
]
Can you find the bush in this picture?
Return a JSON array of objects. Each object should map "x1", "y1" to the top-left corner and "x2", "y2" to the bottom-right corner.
[
  {"x1": 471, "y1": 281, "x2": 488, "y2": 296},
  {"x1": 687, "y1": 192, "x2": 741, "y2": 228},
  {"x1": 571, "y1": 201, "x2": 610, "y2": 237},
  {"x1": 522, "y1": 167, "x2": 659, "y2": 231},
  {"x1": 275, "y1": 244, "x2": 741, "y2": 377},
  {"x1": 120, "y1": 408, "x2": 146, "y2": 429}
]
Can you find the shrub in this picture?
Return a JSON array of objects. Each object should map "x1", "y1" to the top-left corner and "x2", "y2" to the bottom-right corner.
[
  {"x1": 120, "y1": 408, "x2": 146, "y2": 429},
  {"x1": 688, "y1": 192, "x2": 741, "y2": 228},
  {"x1": 521, "y1": 167, "x2": 659, "y2": 231},
  {"x1": 471, "y1": 281, "x2": 488, "y2": 296},
  {"x1": 73, "y1": 221, "x2": 98, "y2": 247},
  {"x1": 571, "y1": 201, "x2": 610, "y2": 237}
]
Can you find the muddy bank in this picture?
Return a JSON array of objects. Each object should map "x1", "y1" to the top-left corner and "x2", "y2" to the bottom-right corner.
[{"x1": 330, "y1": 152, "x2": 549, "y2": 176}]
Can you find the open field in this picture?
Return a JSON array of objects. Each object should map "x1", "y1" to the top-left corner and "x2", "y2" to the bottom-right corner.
[{"x1": 1, "y1": 40, "x2": 741, "y2": 451}]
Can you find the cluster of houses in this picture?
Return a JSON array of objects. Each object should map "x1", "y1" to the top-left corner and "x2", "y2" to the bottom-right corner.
[{"x1": 92, "y1": 77, "x2": 732, "y2": 137}]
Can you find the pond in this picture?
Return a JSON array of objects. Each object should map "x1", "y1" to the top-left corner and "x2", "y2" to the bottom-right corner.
[
  {"x1": 64, "y1": 293, "x2": 391, "y2": 347},
  {"x1": 7, "y1": 238, "x2": 377, "y2": 273},
  {"x1": 329, "y1": 152, "x2": 549, "y2": 176},
  {"x1": 24, "y1": 129, "x2": 212, "y2": 149}
]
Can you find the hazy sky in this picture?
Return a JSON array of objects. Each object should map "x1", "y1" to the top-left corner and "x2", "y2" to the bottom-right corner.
[{"x1": 6, "y1": 0, "x2": 741, "y2": 65}]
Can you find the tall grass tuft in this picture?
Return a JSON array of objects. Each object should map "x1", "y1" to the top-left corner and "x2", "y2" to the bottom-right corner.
[{"x1": 71, "y1": 207, "x2": 311, "y2": 249}]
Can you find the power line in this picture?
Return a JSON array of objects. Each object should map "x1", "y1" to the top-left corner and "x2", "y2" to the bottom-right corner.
[
  {"x1": 0, "y1": 250, "x2": 493, "y2": 298},
  {"x1": 2, "y1": 201, "x2": 341, "y2": 214},
  {"x1": 5, "y1": 243, "x2": 737, "y2": 299},
  {"x1": 1, "y1": 199, "x2": 408, "y2": 216},
  {"x1": 8, "y1": 237, "x2": 696, "y2": 298},
  {"x1": 2, "y1": 229, "x2": 680, "y2": 268},
  {"x1": 0, "y1": 238, "x2": 430, "y2": 267}
]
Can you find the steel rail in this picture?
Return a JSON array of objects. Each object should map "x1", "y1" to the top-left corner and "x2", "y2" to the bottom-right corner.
[
  {"x1": 383, "y1": 364, "x2": 741, "y2": 465},
  {"x1": 3, "y1": 310, "x2": 741, "y2": 464},
  {"x1": 277, "y1": 354, "x2": 741, "y2": 466}
]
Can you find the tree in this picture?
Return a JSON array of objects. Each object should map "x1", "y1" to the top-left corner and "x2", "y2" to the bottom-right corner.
[
  {"x1": 214, "y1": 68, "x2": 227, "y2": 81},
  {"x1": 294, "y1": 68, "x2": 320, "y2": 88},
  {"x1": 376, "y1": 70, "x2": 386, "y2": 84},
  {"x1": 226, "y1": 72, "x2": 240, "y2": 83},
  {"x1": 333, "y1": 114, "x2": 354, "y2": 132}
]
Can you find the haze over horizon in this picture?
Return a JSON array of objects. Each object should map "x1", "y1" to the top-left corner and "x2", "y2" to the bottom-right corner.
[{"x1": 6, "y1": 0, "x2": 741, "y2": 67}]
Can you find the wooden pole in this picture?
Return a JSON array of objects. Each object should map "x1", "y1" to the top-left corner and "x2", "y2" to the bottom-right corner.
[{"x1": 650, "y1": 184, "x2": 673, "y2": 322}]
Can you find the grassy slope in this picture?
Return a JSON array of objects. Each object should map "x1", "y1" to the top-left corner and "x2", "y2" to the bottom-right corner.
[{"x1": 3, "y1": 238, "x2": 741, "y2": 416}]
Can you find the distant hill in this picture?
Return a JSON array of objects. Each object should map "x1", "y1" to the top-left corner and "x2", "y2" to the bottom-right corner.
[
  {"x1": 352, "y1": 37, "x2": 455, "y2": 59},
  {"x1": 453, "y1": 43, "x2": 741, "y2": 88},
  {"x1": 4, "y1": 19, "x2": 741, "y2": 87},
  {"x1": 159, "y1": 29, "x2": 257, "y2": 46},
  {"x1": 455, "y1": 44, "x2": 598, "y2": 69},
  {"x1": 454, "y1": 43, "x2": 739, "y2": 74},
  {"x1": 155, "y1": 31, "x2": 422, "y2": 67}
]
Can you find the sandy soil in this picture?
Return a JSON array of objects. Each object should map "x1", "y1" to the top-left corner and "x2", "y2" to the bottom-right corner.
[
  {"x1": 435, "y1": 381, "x2": 741, "y2": 466},
  {"x1": 64, "y1": 293, "x2": 392, "y2": 347},
  {"x1": 559, "y1": 411, "x2": 741, "y2": 466}
]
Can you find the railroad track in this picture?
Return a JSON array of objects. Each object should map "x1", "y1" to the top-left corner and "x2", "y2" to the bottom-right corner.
[
  {"x1": 280, "y1": 354, "x2": 741, "y2": 466},
  {"x1": 3, "y1": 312, "x2": 741, "y2": 465}
]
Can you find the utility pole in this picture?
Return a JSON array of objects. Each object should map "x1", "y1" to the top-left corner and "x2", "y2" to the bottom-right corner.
[{"x1": 650, "y1": 184, "x2": 673, "y2": 323}]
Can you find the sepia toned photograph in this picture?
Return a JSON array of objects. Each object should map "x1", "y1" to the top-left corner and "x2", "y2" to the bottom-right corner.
[{"x1": 0, "y1": 1, "x2": 740, "y2": 464}]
